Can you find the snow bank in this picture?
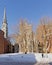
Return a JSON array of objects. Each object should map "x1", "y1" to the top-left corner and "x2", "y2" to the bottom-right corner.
[
  {"x1": 0, "y1": 53, "x2": 36, "y2": 63},
  {"x1": 34, "y1": 53, "x2": 52, "y2": 63},
  {"x1": 0, "y1": 53, "x2": 52, "y2": 63}
]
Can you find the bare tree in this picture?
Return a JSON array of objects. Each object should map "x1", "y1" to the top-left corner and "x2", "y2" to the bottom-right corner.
[{"x1": 39, "y1": 17, "x2": 52, "y2": 53}]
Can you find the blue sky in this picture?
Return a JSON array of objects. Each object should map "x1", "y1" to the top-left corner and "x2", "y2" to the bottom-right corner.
[{"x1": 0, "y1": 0, "x2": 52, "y2": 35}]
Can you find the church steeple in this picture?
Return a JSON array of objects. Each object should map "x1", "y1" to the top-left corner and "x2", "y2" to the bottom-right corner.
[
  {"x1": 3, "y1": 8, "x2": 7, "y2": 23},
  {"x1": 2, "y1": 8, "x2": 8, "y2": 38}
]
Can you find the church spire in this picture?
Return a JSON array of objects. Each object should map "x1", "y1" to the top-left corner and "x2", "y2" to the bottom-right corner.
[
  {"x1": 2, "y1": 8, "x2": 8, "y2": 38},
  {"x1": 3, "y1": 8, "x2": 7, "y2": 23}
]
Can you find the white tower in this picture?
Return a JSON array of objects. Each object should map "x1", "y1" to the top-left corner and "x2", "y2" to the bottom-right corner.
[{"x1": 2, "y1": 8, "x2": 8, "y2": 38}]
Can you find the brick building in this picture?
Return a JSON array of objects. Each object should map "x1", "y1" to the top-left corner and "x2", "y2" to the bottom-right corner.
[
  {"x1": 0, "y1": 8, "x2": 11, "y2": 54},
  {"x1": 0, "y1": 30, "x2": 9, "y2": 53}
]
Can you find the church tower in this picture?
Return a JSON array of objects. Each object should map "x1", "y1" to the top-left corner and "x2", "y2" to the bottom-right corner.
[{"x1": 2, "y1": 8, "x2": 8, "y2": 38}]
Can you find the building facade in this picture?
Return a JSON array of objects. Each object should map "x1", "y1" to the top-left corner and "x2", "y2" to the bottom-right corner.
[{"x1": 0, "y1": 30, "x2": 9, "y2": 53}]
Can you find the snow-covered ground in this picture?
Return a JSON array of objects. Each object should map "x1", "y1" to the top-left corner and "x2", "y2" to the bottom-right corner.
[
  {"x1": 0, "y1": 53, "x2": 52, "y2": 63},
  {"x1": 34, "y1": 53, "x2": 52, "y2": 63},
  {"x1": 0, "y1": 53, "x2": 36, "y2": 63}
]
